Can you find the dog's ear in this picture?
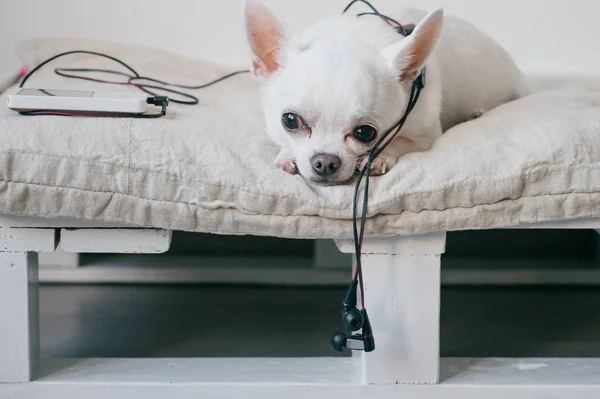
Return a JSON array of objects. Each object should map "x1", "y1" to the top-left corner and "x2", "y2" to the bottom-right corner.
[
  {"x1": 382, "y1": 8, "x2": 444, "y2": 82},
  {"x1": 244, "y1": 0, "x2": 287, "y2": 79}
]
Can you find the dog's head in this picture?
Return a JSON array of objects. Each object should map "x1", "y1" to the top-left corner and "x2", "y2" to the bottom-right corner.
[{"x1": 244, "y1": 0, "x2": 443, "y2": 185}]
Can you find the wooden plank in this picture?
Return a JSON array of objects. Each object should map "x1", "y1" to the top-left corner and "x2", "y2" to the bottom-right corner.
[
  {"x1": 2, "y1": 358, "x2": 599, "y2": 398},
  {"x1": 0, "y1": 228, "x2": 57, "y2": 252},
  {"x1": 335, "y1": 232, "x2": 447, "y2": 255},
  {"x1": 360, "y1": 252, "x2": 442, "y2": 384},
  {"x1": 36, "y1": 358, "x2": 360, "y2": 385},
  {"x1": 0, "y1": 252, "x2": 39, "y2": 382},
  {"x1": 3, "y1": 384, "x2": 600, "y2": 399},
  {"x1": 0, "y1": 214, "x2": 131, "y2": 228},
  {"x1": 335, "y1": 233, "x2": 447, "y2": 384},
  {"x1": 28, "y1": 357, "x2": 600, "y2": 385},
  {"x1": 335, "y1": 234, "x2": 447, "y2": 384},
  {"x1": 60, "y1": 229, "x2": 172, "y2": 254},
  {"x1": 440, "y1": 357, "x2": 600, "y2": 385},
  {"x1": 0, "y1": 214, "x2": 598, "y2": 232}
]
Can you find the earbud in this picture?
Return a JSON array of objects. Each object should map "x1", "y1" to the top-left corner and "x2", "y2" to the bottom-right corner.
[
  {"x1": 330, "y1": 332, "x2": 348, "y2": 352},
  {"x1": 330, "y1": 280, "x2": 375, "y2": 353},
  {"x1": 330, "y1": 309, "x2": 375, "y2": 352},
  {"x1": 341, "y1": 281, "x2": 364, "y2": 331},
  {"x1": 342, "y1": 307, "x2": 364, "y2": 331}
]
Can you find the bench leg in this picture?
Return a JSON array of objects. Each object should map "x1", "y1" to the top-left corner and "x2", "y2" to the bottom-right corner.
[
  {"x1": 0, "y1": 252, "x2": 39, "y2": 382},
  {"x1": 360, "y1": 249, "x2": 442, "y2": 384},
  {"x1": 336, "y1": 232, "x2": 446, "y2": 384}
]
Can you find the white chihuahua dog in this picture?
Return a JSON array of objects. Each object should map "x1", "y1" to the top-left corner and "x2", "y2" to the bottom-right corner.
[{"x1": 244, "y1": 0, "x2": 529, "y2": 185}]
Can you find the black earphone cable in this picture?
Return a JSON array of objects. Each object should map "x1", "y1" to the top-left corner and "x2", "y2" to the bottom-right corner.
[
  {"x1": 19, "y1": 50, "x2": 140, "y2": 87},
  {"x1": 53, "y1": 67, "x2": 251, "y2": 105},
  {"x1": 51, "y1": 68, "x2": 199, "y2": 105},
  {"x1": 343, "y1": 0, "x2": 409, "y2": 34},
  {"x1": 344, "y1": 0, "x2": 424, "y2": 313},
  {"x1": 351, "y1": 79, "x2": 422, "y2": 309},
  {"x1": 17, "y1": 50, "x2": 251, "y2": 114}
]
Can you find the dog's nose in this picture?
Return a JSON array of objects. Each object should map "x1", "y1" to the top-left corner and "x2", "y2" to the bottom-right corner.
[{"x1": 311, "y1": 153, "x2": 341, "y2": 177}]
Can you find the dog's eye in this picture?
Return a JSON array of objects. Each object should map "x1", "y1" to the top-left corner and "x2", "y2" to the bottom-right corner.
[
  {"x1": 354, "y1": 125, "x2": 377, "y2": 143},
  {"x1": 282, "y1": 113, "x2": 303, "y2": 131}
]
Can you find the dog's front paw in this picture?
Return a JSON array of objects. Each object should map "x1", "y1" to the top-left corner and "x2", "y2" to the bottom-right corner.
[
  {"x1": 276, "y1": 158, "x2": 299, "y2": 175},
  {"x1": 275, "y1": 148, "x2": 299, "y2": 175},
  {"x1": 358, "y1": 154, "x2": 396, "y2": 176}
]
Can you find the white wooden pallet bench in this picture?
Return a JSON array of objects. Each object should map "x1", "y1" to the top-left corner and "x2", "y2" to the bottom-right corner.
[{"x1": 1, "y1": 214, "x2": 599, "y2": 398}]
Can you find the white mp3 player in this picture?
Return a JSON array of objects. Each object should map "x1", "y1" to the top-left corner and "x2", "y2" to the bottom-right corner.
[{"x1": 6, "y1": 88, "x2": 148, "y2": 114}]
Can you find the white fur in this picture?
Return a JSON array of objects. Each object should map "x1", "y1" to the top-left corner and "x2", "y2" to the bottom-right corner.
[{"x1": 244, "y1": 0, "x2": 530, "y2": 185}]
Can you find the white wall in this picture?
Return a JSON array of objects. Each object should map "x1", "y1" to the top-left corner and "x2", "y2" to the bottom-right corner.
[{"x1": 0, "y1": 0, "x2": 599, "y2": 78}]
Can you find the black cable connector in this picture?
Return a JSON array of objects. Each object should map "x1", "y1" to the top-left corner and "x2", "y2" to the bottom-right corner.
[
  {"x1": 140, "y1": 96, "x2": 169, "y2": 119},
  {"x1": 147, "y1": 96, "x2": 168, "y2": 106}
]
